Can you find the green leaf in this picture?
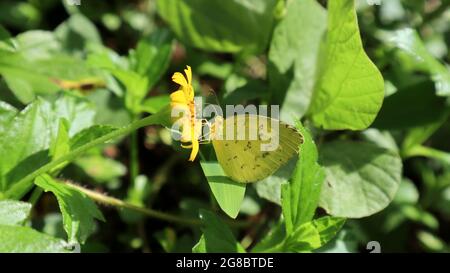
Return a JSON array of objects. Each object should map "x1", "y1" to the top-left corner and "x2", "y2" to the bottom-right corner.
[
  {"x1": 319, "y1": 140, "x2": 402, "y2": 218},
  {"x1": 129, "y1": 29, "x2": 173, "y2": 90},
  {"x1": 110, "y1": 68, "x2": 149, "y2": 112},
  {"x1": 157, "y1": 0, "x2": 277, "y2": 53},
  {"x1": 283, "y1": 217, "x2": 345, "y2": 252},
  {"x1": 15, "y1": 30, "x2": 61, "y2": 60},
  {"x1": 0, "y1": 200, "x2": 31, "y2": 225},
  {"x1": 255, "y1": 158, "x2": 296, "y2": 205},
  {"x1": 269, "y1": 0, "x2": 327, "y2": 122},
  {"x1": 0, "y1": 50, "x2": 59, "y2": 104},
  {"x1": 192, "y1": 209, "x2": 245, "y2": 253},
  {"x1": 381, "y1": 28, "x2": 450, "y2": 96},
  {"x1": 0, "y1": 24, "x2": 15, "y2": 51},
  {"x1": 307, "y1": 0, "x2": 384, "y2": 130},
  {"x1": 69, "y1": 125, "x2": 117, "y2": 150},
  {"x1": 281, "y1": 122, "x2": 325, "y2": 233},
  {"x1": 0, "y1": 95, "x2": 95, "y2": 194},
  {"x1": 0, "y1": 225, "x2": 70, "y2": 253},
  {"x1": 35, "y1": 174, "x2": 104, "y2": 244},
  {"x1": 4, "y1": 106, "x2": 171, "y2": 200},
  {"x1": 200, "y1": 162, "x2": 246, "y2": 219}
]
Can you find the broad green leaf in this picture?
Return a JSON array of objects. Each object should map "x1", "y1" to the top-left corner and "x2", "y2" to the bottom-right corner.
[
  {"x1": 319, "y1": 140, "x2": 402, "y2": 218},
  {"x1": 316, "y1": 227, "x2": 358, "y2": 253},
  {"x1": 129, "y1": 29, "x2": 173, "y2": 90},
  {"x1": 0, "y1": 225, "x2": 70, "y2": 253},
  {"x1": 157, "y1": 0, "x2": 277, "y2": 53},
  {"x1": 307, "y1": 0, "x2": 384, "y2": 130},
  {"x1": 381, "y1": 28, "x2": 450, "y2": 96},
  {"x1": 200, "y1": 162, "x2": 246, "y2": 219},
  {"x1": 373, "y1": 81, "x2": 449, "y2": 129},
  {"x1": 140, "y1": 95, "x2": 170, "y2": 114},
  {"x1": 269, "y1": 0, "x2": 326, "y2": 122},
  {"x1": 0, "y1": 95, "x2": 95, "y2": 194},
  {"x1": 192, "y1": 210, "x2": 245, "y2": 253},
  {"x1": 282, "y1": 122, "x2": 325, "y2": 233},
  {"x1": 0, "y1": 200, "x2": 31, "y2": 225},
  {"x1": 284, "y1": 217, "x2": 345, "y2": 252},
  {"x1": 35, "y1": 174, "x2": 104, "y2": 244},
  {"x1": 0, "y1": 24, "x2": 15, "y2": 51},
  {"x1": 401, "y1": 110, "x2": 450, "y2": 157},
  {"x1": 362, "y1": 129, "x2": 399, "y2": 152}
]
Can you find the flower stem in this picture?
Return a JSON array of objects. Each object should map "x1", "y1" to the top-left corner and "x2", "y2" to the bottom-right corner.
[{"x1": 64, "y1": 182, "x2": 201, "y2": 226}]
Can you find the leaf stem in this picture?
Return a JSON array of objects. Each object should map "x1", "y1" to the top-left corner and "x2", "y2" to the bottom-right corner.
[
  {"x1": 404, "y1": 145, "x2": 450, "y2": 165},
  {"x1": 64, "y1": 182, "x2": 201, "y2": 226},
  {"x1": 4, "y1": 107, "x2": 170, "y2": 200},
  {"x1": 63, "y1": 181, "x2": 251, "y2": 228},
  {"x1": 130, "y1": 129, "x2": 139, "y2": 185}
]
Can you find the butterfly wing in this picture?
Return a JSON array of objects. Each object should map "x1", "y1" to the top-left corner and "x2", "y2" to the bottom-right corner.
[{"x1": 212, "y1": 115, "x2": 303, "y2": 183}]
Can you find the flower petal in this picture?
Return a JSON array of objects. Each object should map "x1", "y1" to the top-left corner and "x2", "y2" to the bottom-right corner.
[
  {"x1": 184, "y1": 65, "x2": 192, "y2": 84},
  {"x1": 170, "y1": 90, "x2": 187, "y2": 104},
  {"x1": 172, "y1": 72, "x2": 188, "y2": 87}
]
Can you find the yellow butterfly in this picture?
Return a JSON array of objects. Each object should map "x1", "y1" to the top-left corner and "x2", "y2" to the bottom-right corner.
[{"x1": 169, "y1": 66, "x2": 303, "y2": 183}]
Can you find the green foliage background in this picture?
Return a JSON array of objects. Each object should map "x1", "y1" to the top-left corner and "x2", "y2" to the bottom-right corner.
[{"x1": 0, "y1": 0, "x2": 449, "y2": 253}]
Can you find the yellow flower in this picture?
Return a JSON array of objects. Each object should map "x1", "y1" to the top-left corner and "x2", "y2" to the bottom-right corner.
[{"x1": 170, "y1": 65, "x2": 201, "y2": 161}]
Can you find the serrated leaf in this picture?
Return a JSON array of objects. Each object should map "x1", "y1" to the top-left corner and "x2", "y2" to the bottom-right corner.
[
  {"x1": 307, "y1": 0, "x2": 384, "y2": 130},
  {"x1": 282, "y1": 122, "x2": 325, "y2": 233},
  {"x1": 129, "y1": 28, "x2": 172, "y2": 90},
  {"x1": 192, "y1": 210, "x2": 245, "y2": 253},
  {"x1": 55, "y1": 13, "x2": 101, "y2": 52},
  {"x1": 35, "y1": 174, "x2": 104, "y2": 244},
  {"x1": 319, "y1": 140, "x2": 402, "y2": 218},
  {"x1": 49, "y1": 119, "x2": 70, "y2": 172},
  {"x1": 0, "y1": 225, "x2": 70, "y2": 253},
  {"x1": 157, "y1": 0, "x2": 277, "y2": 53},
  {"x1": 200, "y1": 162, "x2": 246, "y2": 219},
  {"x1": 0, "y1": 200, "x2": 31, "y2": 225},
  {"x1": 283, "y1": 217, "x2": 345, "y2": 252},
  {"x1": 0, "y1": 95, "x2": 95, "y2": 195}
]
